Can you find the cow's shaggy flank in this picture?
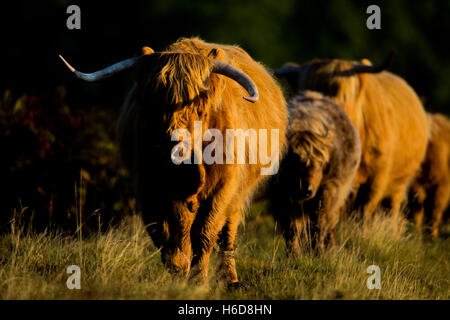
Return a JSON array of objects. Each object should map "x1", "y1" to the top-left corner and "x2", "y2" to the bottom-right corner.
[{"x1": 409, "y1": 113, "x2": 450, "y2": 239}]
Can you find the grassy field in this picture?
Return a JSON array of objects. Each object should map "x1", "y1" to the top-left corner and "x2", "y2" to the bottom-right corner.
[{"x1": 0, "y1": 203, "x2": 449, "y2": 300}]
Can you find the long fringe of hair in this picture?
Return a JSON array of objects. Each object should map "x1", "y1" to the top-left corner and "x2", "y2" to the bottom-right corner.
[
  {"x1": 288, "y1": 96, "x2": 333, "y2": 166},
  {"x1": 151, "y1": 52, "x2": 222, "y2": 134},
  {"x1": 157, "y1": 53, "x2": 213, "y2": 105}
]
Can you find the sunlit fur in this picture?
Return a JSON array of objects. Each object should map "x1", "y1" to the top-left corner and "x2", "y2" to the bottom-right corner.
[
  {"x1": 279, "y1": 58, "x2": 429, "y2": 220},
  {"x1": 409, "y1": 113, "x2": 450, "y2": 239},
  {"x1": 269, "y1": 91, "x2": 361, "y2": 254},
  {"x1": 118, "y1": 38, "x2": 287, "y2": 285}
]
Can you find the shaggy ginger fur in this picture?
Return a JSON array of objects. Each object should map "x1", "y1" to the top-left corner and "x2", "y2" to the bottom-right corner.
[
  {"x1": 409, "y1": 113, "x2": 450, "y2": 239},
  {"x1": 118, "y1": 38, "x2": 287, "y2": 286},
  {"x1": 269, "y1": 91, "x2": 361, "y2": 254},
  {"x1": 275, "y1": 57, "x2": 429, "y2": 220}
]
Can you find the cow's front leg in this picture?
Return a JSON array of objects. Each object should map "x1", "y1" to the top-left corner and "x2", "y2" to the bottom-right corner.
[
  {"x1": 362, "y1": 164, "x2": 391, "y2": 222},
  {"x1": 189, "y1": 196, "x2": 228, "y2": 285},
  {"x1": 316, "y1": 184, "x2": 340, "y2": 251},
  {"x1": 217, "y1": 213, "x2": 239, "y2": 283},
  {"x1": 216, "y1": 210, "x2": 249, "y2": 290}
]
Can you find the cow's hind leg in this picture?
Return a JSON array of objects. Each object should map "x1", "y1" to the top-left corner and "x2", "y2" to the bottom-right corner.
[
  {"x1": 316, "y1": 183, "x2": 340, "y2": 251},
  {"x1": 430, "y1": 179, "x2": 450, "y2": 239},
  {"x1": 409, "y1": 180, "x2": 426, "y2": 233}
]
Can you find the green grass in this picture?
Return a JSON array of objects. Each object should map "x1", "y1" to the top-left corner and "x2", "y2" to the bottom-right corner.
[{"x1": 0, "y1": 204, "x2": 449, "y2": 299}]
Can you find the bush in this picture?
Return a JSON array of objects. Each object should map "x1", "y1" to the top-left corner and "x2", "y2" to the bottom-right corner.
[{"x1": 0, "y1": 87, "x2": 134, "y2": 233}]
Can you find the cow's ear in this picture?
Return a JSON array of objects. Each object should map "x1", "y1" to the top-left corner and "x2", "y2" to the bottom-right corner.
[
  {"x1": 284, "y1": 62, "x2": 300, "y2": 68},
  {"x1": 142, "y1": 46, "x2": 155, "y2": 55},
  {"x1": 356, "y1": 58, "x2": 371, "y2": 95},
  {"x1": 208, "y1": 48, "x2": 226, "y2": 60},
  {"x1": 208, "y1": 48, "x2": 218, "y2": 58},
  {"x1": 276, "y1": 63, "x2": 301, "y2": 94},
  {"x1": 360, "y1": 58, "x2": 372, "y2": 66},
  {"x1": 356, "y1": 72, "x2": 368, "y2": 105}
]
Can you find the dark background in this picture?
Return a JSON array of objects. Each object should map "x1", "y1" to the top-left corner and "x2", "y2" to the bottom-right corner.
[{"x1": 0, "y1": 0, "x2": 449, "y2": 231}]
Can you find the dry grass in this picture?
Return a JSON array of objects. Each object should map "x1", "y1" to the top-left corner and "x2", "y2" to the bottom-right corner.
[{"x1": 0, "y1": 204, "x2": 448, "y2": 299}]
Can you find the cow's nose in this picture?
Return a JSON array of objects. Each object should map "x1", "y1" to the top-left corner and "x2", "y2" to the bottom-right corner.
[
  {"x1": 304, "y1": 188, "x2": 313, "y2": 198},
  {"x1": 301, "y1": 183, "x2": 313, "y2": 198}
]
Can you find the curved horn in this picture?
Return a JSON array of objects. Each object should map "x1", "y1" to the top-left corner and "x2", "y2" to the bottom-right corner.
[
  {"x1": 58, "y1": 55, "x2": 140, "y2": 82},
  {"x1": 212, "y1": 60, "x2": 259, "y2": 103},
  {"x1": 352, "y1": 50, "x2": 395, "y2": 74},
  {"x1": 273, "y1": 64, "x2": 301, "y2": 78}
]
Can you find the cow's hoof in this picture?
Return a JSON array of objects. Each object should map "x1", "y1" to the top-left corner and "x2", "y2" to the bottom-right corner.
[{"x1": 227, "y1": 281, "x2": 250, "y2": 291}]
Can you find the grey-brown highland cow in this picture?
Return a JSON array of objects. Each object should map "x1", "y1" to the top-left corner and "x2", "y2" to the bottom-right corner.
[{"x1": 269, "y1": 91, "x2": 361, "y2": 254}]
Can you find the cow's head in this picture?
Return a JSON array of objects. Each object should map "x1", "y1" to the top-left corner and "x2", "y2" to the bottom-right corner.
[
  {"x1": 287, "y1": 109, "x2": 333, "y2": 202},
  {"x1": 273, "y1": 51, "x2": 394, "y2": 101}
]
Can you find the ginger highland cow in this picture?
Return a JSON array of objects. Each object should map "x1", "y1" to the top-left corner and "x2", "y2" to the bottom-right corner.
[{"x1": 60, "y1": 38, "x2": 288, "y2": 287}]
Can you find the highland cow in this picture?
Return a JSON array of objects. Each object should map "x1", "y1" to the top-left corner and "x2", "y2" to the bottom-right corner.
[
  {"x1": 60, "y1": 38, "x2": 288, "y2": 287},
  {"x1": 269, "y1": 91, "x2": 361, "y2": 254},
  {"x1": 409, "y1": 113, "x2": 450, "y2": 239},
  {"x1": 274, "y1": 54, "x2": 429, "y2": 220}
]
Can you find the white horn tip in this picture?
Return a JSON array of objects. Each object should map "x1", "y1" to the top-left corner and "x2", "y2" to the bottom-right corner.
[
  {"x1": 244, "y1": 96, "x2": 258, "y2": 103},
  {"x1": 59, "y1": 54, "x2": 76, "y2": 73}
]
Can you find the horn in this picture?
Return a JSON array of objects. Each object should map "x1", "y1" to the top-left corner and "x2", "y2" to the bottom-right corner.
[
  {"x1": 273, "y1": 64, "x2": 301, "y2": 78},
  {"x1": 352, "y1": 50, "x2": 395, "y2": 74},
  {"x1": 58, "y1": 55, "x2": 140, "y2": 82},
  {"x1": 212, "y1": 60, "x2": 259, "y2": 103}
]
